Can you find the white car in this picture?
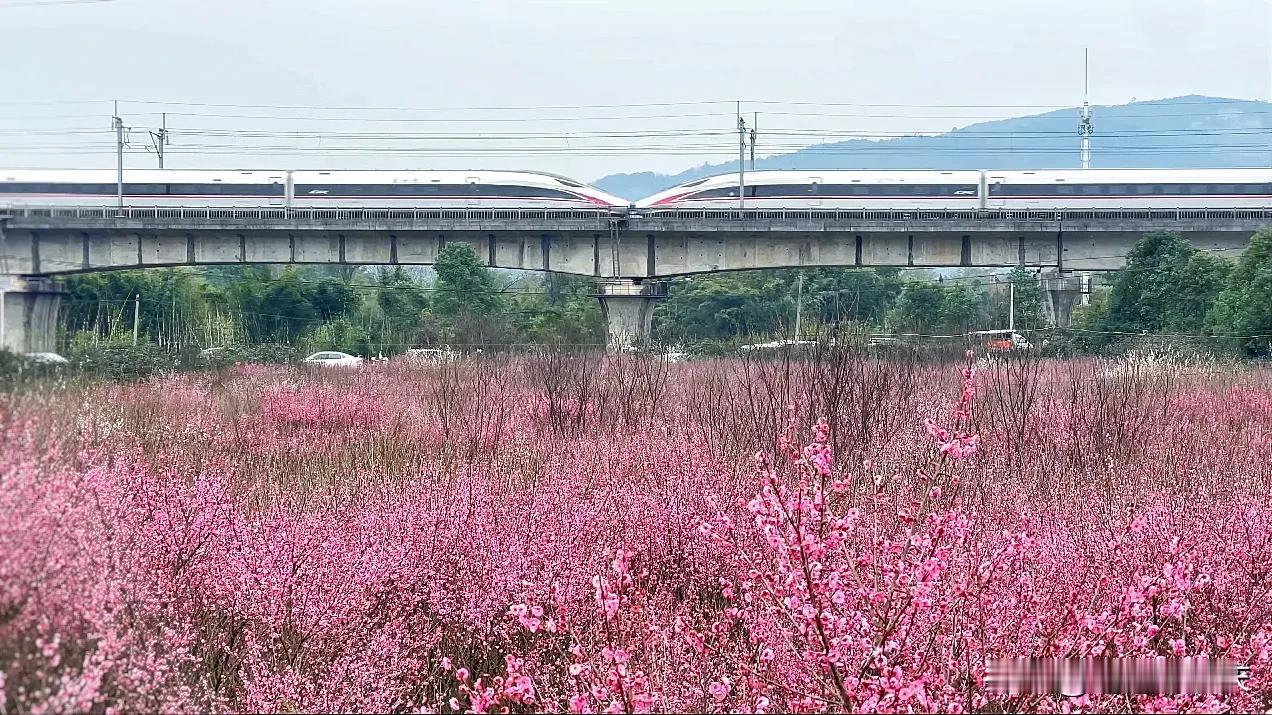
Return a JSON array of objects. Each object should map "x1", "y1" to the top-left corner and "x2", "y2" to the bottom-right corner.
[
  {"x1": 403, "y1": 348, "x2": 458, "y2": 364},
  {"x1": 23, "y1": 352, "x2": 70, "y2": 365},
  {"x1": 303, "y1": 351, "x2": 363, "y2": 368}
]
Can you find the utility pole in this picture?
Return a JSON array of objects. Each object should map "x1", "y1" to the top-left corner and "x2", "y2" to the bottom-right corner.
[
  {"x1": 132, "y1": 293, "x2": 140, "y2": 347},
  {"x1": 114, "y1": 100, "x2": 125, "y2": 215},
  {"x1": 750, "y1": 112, "x2": 757, "y2": 171},
  {"x1": 1008, "y1": 279, "x2": 1016, "y2": 334},
  {"x1": 1079, "y1": 48, "x2": 1093, "y2": 169},
  {"x1": 794, "y1": 272, "x2": 804, "y2": 341},
  {"x1": 737, "y1": 101, "x2": 746, "y2": 209},
  {"x1": 149, "y1": 112, "x2": 169, "y2": 168}
]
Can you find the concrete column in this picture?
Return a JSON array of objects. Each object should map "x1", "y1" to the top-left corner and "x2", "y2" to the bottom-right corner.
[
  {"x1": 595, "y1": 279, "x2": 666, "y2": 352},
  {"x1": 1, "y1": 275, "x2": 64, "y2": 353},
  {"x1": 1040, "y1": 270, "x2": 1083, "y2": 328}
]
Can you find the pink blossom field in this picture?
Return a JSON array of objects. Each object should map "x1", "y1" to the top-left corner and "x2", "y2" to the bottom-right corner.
[{"x1": 2, "y1": 352, "x2": 1272, "y2": 713}]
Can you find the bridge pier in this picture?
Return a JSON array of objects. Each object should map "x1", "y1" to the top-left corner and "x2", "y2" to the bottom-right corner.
[
  {"x1": 1040, "y1": 270, "x2": 1083, "y2": 328},
  {"x1": 0, "y1": 276, "x2": 63, "y2": 354},
  {"x1": 595, "y1": 280, "x2": 666, "y2": 352}
]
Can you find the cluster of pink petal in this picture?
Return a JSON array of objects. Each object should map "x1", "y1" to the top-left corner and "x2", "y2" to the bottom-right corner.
[{"x1": 1, "y1": 356, "x2": 1272, "y2": 712}]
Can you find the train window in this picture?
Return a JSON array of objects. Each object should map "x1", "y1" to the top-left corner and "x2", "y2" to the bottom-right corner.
[
  {"x1": 170, "y1": 183, "x2": 282, "y2": 195},
  {"x1": 1217, "y1": 185, "x2": 1238, "y2": 194},
  {"x1": 0, "y1": 182, "x2": 117, "y2": 194},
  {"x1": 1109, "y1": 185, "x2": 1128, "y2": 194},
  {"x1": 1081, "y1": 185, "x2": 1101, "y2": 195},
  {"x1": 125, "y1": 184, "x2": 168, "y2": 195},
  {"x1": 1162, "y1": 185, "x2": 1181, "y2": 194},
  {"x1": 1057, "y1": 185, "x2": 1075, "y2": 195}
]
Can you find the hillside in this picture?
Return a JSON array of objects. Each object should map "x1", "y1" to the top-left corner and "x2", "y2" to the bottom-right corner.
[{"x1": 594, "y1": 95, "x2": 1272, "y2": 201}]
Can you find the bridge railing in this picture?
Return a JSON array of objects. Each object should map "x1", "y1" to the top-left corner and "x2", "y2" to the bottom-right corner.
[
  {"x1": 5, "y1": 206, "x2": 1272, "y2": 223},
  {"x1": 635, "y1": 207, "x2": 1272, "y2": 221},
  {"x1": 2, "y1": 206, "x2": 619, "y2": 221}
]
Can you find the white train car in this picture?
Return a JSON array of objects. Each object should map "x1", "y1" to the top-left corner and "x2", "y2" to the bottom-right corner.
[
  {"x1": 984, "y1": 169, "x2": 1272, "y2": 208},
  {"x1": 638, "y1": 170, "x2": 984, "y2": 209},
  {"x1": 287, "y1": 170, "x2": 625, "y2": 209},
  {"x1": 0, "y1": 169, "x2": 626, "y2": 210},
  {"x1": 0, "y1": 169, "x2": 287, "y2": 207},
  {"x1": 638, "y1": 168, "x2": 1272, "y2": 210}
]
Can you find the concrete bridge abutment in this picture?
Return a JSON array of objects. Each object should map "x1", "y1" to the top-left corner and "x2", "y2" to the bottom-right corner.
[
  {"x1": 1041, "y1": 270, "x2": 1084, "y2": 328},
  {"x1": 595, "y1": 280, "x2": 666, "y2": 352},
  {"x1": 0, "y1": 275, "x2": 64, "y2": 354}
]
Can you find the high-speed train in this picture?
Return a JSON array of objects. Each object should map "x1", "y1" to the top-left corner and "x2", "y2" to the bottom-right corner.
[
  {"x1": 637, "y1": 169, "x2": 1272, "y2": 209},
  {"x1": 0, "y1": 169, "x2": 628, "y2": 209}
]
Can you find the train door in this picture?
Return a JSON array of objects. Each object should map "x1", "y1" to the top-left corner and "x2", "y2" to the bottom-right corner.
[
  {"x1": 466, "y1": 176, "x2": 481, "y2": 206},
  {"x1": 987, "y1": 175, "x2": 1007, "y2": 208},
  {"x1": 808, "y1": 176, "x2": 822, "y2": 206},
  {"x1": 268, "y1": 175, "x2": 285, "y2": 206}
]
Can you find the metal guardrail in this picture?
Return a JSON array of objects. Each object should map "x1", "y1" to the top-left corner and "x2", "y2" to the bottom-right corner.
[
  {"x1": 4, "y1": 206, "x2": 1272, "y2": 222},
  {"x1": 635, "y1": 207, "x2": 1272, "y2": 221},
  {"x1": 3, "y1": 206, "x2": 617, "y2": 221}
]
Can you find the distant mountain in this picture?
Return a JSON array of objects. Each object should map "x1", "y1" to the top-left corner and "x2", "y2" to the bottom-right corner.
[{"x1": 593, "y1": 95, "x2": 1272, "y2": 201}]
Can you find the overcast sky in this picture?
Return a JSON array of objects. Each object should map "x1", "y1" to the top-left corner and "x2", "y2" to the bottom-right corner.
[{"x1": 3, "y1": 0, "x2": 1269, "y2": 180}]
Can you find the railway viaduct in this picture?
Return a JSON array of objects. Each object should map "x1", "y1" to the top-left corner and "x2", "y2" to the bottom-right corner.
[{"x1": 2, "y1": 205, "x2": 1269, "y2": 352}]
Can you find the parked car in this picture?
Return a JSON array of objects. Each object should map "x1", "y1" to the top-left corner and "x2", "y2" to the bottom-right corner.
[
  {"x1": 403, "y1": 348, "x2": 458, "y2": 364},
  {"x1": 302, "y1": 351, "x2": 363, "y2": 367},
  {"x1": 973, "y1": 330, "x2": 1033, "y2": 353}
]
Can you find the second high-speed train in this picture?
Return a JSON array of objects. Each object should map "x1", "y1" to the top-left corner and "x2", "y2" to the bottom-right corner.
[
  {"x1": 636, "y1": 169, "x2": 1272, "y2": 209},
  {"x1": 0, "y1": 169, "x2": 628, "y2": 209}
]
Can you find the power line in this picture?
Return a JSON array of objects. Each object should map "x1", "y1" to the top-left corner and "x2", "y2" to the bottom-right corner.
[{"x1": 0, "y1": 0, "x2": 115, "y2": 8}]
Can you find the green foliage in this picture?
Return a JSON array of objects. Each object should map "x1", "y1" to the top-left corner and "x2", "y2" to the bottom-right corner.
[
  {"x1": 1103, "y1": 231, "x2": 1230, "y2": 335},
  {"x1": 432, "y1": 244, "x2": 508, "y2": 344},
  {"x1": 986, "y1": 266, "x2": 1048, "y2": 331},
  {"x1": 372, "y1": 267, "x2": 430, "y2": 352},
  {"x1": 889, "y1": 282, "x2": 944, "y2": 334},
  {"x1": 433, "y1": 244, "x2": 503, "y2": 318},
  {"x1": 654, "y1": 274, "x2": 792, "y2": 343},
  {"x1": 653, "y1": 268, "x2": 902, "y2": 344},
  {"x1": 1208, "y1": 228, "x2": 1272, "y2": 357},
  {"x1": 804, "y1": 267, "x2": 903, "y2": 326},
  {"x1": 65, "y1": 339, "x2": 182, "y2": 381},
  {"x1": 939, "y1": 283, "x2": 980, "y2": 334},
  {"x1": 301, "y1": 317, "x2": 375, "y2": 358},
  {"x1": 60, "y1": 269, "x2": 216, "y2": 347},
  {"x1": 517, "y1": 274, "x2": 606, "y2": 346}
]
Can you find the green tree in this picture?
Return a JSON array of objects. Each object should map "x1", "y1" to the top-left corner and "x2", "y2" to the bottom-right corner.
[
  {"x1": 226, "y1": 267, "x2": 318, "y2": 343},
  {"x1": 653, "y1": 272, "x2": 793, "y2": 343},
  {"x1": 372, "y1": 267, "x2": 430, "y2": 352},
  {"x1": 807, "y1": 267, "x2": 903, "y2": 326},
  {"x1": 1208, "y1": 228, "x2": 1272, "y2": 356},
  {"x1": 889, "y1": 282, "x2": 945, "y2": 334},
  {"x1": 312, "y1": 279, "x2": 360, "y2": 321},
  {"x1": 518, "y1": 273, "x2": 606, "y2": 346},
  {"x1": 939, "y1": 283, "x2": 979, "y2": 334},
  {"x1": 1103, "y1": 231, "x2": 1230, "y2": 334},
  {"x1": 988, "y1": 266, "x2": 1048, "y2": 330},
  {"x1": 432, "y1": 244, "x2": 507, "y2": 345},
  {"x1": 60, "y1": 268, "x2": 219, "y2": 348}
]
